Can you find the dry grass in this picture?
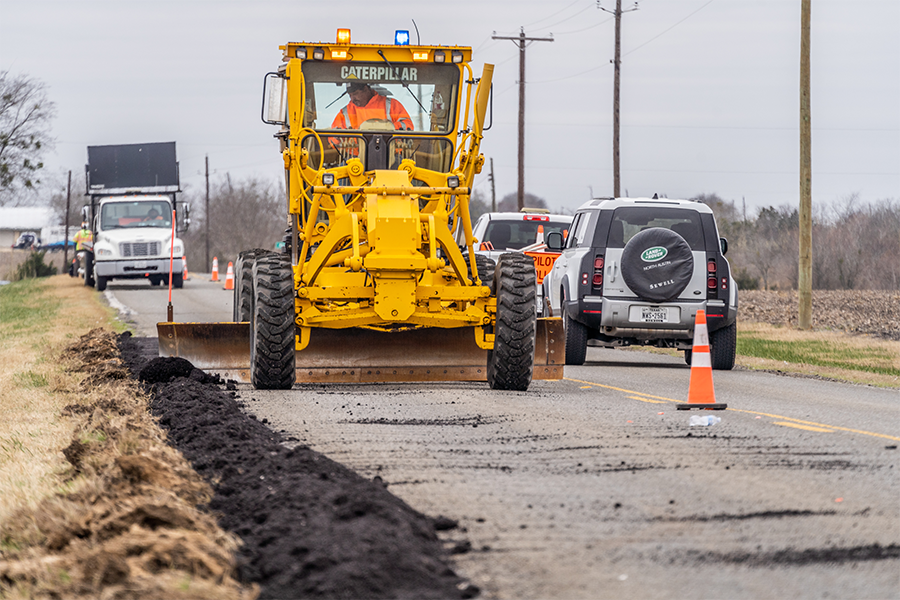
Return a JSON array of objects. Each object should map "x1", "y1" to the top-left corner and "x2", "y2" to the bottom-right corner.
[
  {"x1": 0, "y1": 276, "x2": 118, "y2": 523},
  {"x1": 0, "y1": 279, "x2": 256, "y2": 599}
]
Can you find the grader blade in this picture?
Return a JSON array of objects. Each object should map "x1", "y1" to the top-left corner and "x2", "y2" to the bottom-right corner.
[{"x1": 157, "y1": 318, "x2": 563, "y2": 384}]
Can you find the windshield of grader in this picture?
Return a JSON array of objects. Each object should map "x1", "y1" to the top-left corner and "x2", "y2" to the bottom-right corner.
[{"x1": 301, "y1": 61, "x2": 461, "y2": 172}]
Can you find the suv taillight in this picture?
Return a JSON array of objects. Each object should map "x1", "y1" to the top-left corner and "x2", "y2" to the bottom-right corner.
[
  {"x1": 707, "y1": 259, "x2": 718, "y2": 290},
  {"x1": 592, "y1": 255, "x2": 604, "y2": 288}
]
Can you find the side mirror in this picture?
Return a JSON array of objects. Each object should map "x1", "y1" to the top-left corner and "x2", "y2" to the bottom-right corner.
[
  {"x1": 262, "y1": 73, "x2": 287, "y2": 125},
  {"x1": 720, "y1": 237, "x2": 728, "y2": 255},
  {"x1": 81, "y1": 205, "x2": 89, "y2": 223},
  {"x1": 546, "y1": 231, "x2": 564, "y2": 251},
  {"x1": 178, "y1": 202, "x2": 191, "y2": 232}
]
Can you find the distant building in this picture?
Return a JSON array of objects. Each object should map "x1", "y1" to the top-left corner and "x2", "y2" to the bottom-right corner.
[{"x1": 0, "y1": 207, "x2": 55, "y2": 247}]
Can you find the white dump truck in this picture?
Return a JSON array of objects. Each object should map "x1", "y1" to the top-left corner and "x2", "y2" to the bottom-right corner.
[{"x1": 81, "y1": 142, "x2": 190, "y2": 291}]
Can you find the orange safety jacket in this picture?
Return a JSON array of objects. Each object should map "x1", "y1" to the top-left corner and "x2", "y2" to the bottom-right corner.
[{"x1": 331, "y1": 94, "x2": 414, "y2": 131}]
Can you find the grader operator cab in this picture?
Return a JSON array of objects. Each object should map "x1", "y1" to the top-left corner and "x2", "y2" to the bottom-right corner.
[{"x1": 158, "y1": 30, "x2": 563, "y2": 390}]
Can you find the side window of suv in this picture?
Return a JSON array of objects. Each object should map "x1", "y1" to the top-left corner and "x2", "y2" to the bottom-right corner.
[
  {"x1": 564, "y1": 213, "x2": 583, "y2": 249},
  {"x1": 566, "y1": 212, "x2": 593, "y2": 249}
]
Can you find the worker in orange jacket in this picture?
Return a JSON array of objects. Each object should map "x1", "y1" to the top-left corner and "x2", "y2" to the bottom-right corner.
[{"x1": 331, "y1": 82, "x2": 414, "y2": 131}]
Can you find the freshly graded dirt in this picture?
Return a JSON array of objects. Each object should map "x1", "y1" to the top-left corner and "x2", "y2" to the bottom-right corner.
[{"x1": 119, "y1": 334, "x2": 476, "y2": 600}]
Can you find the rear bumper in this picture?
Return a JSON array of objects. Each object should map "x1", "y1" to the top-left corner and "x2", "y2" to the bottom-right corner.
[{"x1": 565, "y1": 296, "x2": 736, "y2": 338}]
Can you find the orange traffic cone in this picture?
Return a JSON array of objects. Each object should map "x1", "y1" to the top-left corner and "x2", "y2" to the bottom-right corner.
[
  {"x1": 211, "y1": 257, "x2": 219, "y2": 282},
  {"x1": 676, "y1": 310, "x2": 727, "y2": 410},
  {"x1": 535, "y1": 224, "x2": 545, "y2": 244},
  {"x1": 183, "y1": 258, "x2": 189, "y2": 280},
  {"x1": 223, "y1": 261, "x2": 234, "y2": 290}
]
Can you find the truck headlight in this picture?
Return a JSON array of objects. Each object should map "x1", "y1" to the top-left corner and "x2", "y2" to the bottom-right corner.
[
  {"x1": 173, "y1": 244, "x2": 183, "y2": 255},
  {"x1": 97, "y1": 248, "x2": 113, "y2": 257}
]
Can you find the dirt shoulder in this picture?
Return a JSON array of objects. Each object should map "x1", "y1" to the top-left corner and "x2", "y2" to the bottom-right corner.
[
  {"x1": 1, "y1": 277, "x2": 254, "y2": 598},
  {"x1": 1, "y1": 276, "x2": 474, "y2": 600}
]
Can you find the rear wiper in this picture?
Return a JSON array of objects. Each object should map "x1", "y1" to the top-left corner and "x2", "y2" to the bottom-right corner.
[{"x1": 376, "y1": 50, "x2": 429, "y2": 114}]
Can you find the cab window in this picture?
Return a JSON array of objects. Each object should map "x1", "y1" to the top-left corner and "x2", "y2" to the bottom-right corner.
[{"x1": 301, "y1": 62, "x2": 460, "y2": 134}]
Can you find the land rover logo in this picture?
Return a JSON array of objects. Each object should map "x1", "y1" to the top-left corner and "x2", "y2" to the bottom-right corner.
[{"x1": 641, "y1": 246, "x2": 668, "y2": 262}]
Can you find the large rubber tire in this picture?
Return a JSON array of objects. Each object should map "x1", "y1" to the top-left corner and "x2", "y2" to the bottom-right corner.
[
  {"x1": 83, "y1": 253, "x2": 95, "y2": 287},
  {"x1": 251, "y1": 254, "x2": 296, "y2": 390},
  {"x1": 684, "y1": 349, "x2": 692, "y2": 366},
  {"x1": 710, "y1": 320, "x2": 737, "y2": 370},
  {"x1": 172, "y1": 272, "x2": 184, "y2": 289},
  {"x1": 487, "y1": 253, "x2": 537, "y2": 391},
  {"x1": 467, "y1": 253, "x2": 495, "y2": 292},
  {"x1": 234, "y1": 249, "x2": 269, "y2": 322},
  {"x1": 95, "y1": 274, "x2": 107, "y2": 292},
  {"x1": 150, "y1": 276, "x2": 163, "y2": 286},
  {"x1": 621, "y1": 227, "x2": 693, "y2": 302},
  {"x1": 562, "y1": 290, "x2": 588, "y2": 366}
]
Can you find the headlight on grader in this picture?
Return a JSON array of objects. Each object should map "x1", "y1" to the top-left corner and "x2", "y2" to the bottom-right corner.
[{"x1": 322, "y1": 173, "x2": 335, "y2": 186}]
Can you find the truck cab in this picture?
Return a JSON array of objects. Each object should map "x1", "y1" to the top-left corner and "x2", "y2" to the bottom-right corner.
[{"x1": 85, "y1": 195, "x2": 186, "y2": 290}]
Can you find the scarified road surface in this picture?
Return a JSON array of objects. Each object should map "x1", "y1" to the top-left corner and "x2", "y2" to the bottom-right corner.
[
  {"x1": 237, "y1": 355, "x2": 899, "y2": 600},
  {"x1": 108, "y1": 279, "x2": 900, "y2": 599}
]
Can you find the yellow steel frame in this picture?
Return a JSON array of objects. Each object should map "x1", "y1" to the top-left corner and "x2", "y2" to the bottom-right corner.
[{"x1": 278, "y1": 40, "x2": 494, "y2": 349}]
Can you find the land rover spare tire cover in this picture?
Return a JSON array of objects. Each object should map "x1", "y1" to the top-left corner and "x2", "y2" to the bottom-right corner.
[{"x1": 621, "y1": 227, "x2": 694, "y2": 302}]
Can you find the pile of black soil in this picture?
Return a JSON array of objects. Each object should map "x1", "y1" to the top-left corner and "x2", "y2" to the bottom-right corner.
[{"x1": 117, "y1": 332, "x2": 477, "y2": 600}]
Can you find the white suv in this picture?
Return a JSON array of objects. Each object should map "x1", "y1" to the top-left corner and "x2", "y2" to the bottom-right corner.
[
  {"x1": 462, "y1": 210, "x2": 574, "y2": 316},
  {"x1": 543, "y1": 198, "x2": 738, "y2": 369}
]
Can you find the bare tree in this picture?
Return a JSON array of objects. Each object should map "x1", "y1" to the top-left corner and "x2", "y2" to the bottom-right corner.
[
  {"x1": 497, "y1": 192, "x2": 547, "y2": 212},
  {"x1": 0, "y1": 70, "x2": 56, "y2": 206},
  {"x1": 182, "y1": 174, "x2": 286, "y2": 270}
]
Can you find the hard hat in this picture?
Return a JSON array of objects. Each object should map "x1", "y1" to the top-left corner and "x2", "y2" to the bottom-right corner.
[{"x1": 346, "y1": 81, "x2": 369, "y2": 92}]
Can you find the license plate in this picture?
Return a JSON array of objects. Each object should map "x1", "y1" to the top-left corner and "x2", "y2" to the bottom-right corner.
[
  {"x1": 640, "y1": 307, "x2": 667, "y2": 323},
  {"x1": 135, "y1": 262, "x2": 147, "y2": 269}
]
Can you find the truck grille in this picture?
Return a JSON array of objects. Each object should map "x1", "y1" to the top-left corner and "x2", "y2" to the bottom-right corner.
[{"x1": 120, "y1": 242, "x2": 160, "y2": 257}]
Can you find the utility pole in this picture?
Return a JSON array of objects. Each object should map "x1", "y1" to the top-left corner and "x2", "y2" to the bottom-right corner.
[
  {"x1": 601, "y1": 1, "x2": 638, "y2": 197},
  {"x1": 798, "y1": 0, "x2": 812, "y2": 329},
  {"x1": 489, "y1": 157, "x2": 497, "y2": 211},
  {"x1": 493, "y1": 27, "x2": 553, "y2": 210},
  {"x1": 205, "y1": 155, "x2": 210, "y2": 270}
]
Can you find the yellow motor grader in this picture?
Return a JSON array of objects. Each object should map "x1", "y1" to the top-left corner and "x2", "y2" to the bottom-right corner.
[{"x1": 158, "y1": 29, "x2": 562, "y2": 390}]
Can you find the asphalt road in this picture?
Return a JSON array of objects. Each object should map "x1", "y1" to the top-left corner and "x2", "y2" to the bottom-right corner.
[{"x1": 106, "y1": 275, "x2": 900, "y2": 600}]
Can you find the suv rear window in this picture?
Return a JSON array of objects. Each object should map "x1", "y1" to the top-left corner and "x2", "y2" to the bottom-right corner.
[
  {"x1": 606, "y1": 207, "x2": 705, "y2": 251},
  {"x1": 484, "y1": 219, "x2": 571, "y2": 250}
]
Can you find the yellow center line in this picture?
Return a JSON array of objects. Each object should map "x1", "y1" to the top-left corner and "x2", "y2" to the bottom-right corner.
[
  {"x1": 566, "y1": 377, "x2": 900, "y2": 442},
  {"x1": 773, "y1": 421, "x2": 835, "y2": 433},
  {"x1": 626, "y1": 395, "x2": 667, "y2": 404}
]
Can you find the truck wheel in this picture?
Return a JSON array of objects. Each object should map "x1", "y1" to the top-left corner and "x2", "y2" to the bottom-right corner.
[
  {"x1": 172, "y1": 273, "x2": 184, "y2": 289},
  {"x1": 150, "y1": 276, "x2": 162, "y2": 286},
  {"x1": 467, "y1": 253, "x2": 495, "y2": 292},
  {"x1": 562, "y1": 290, "x2": 588, "y2": 366},
  {"x1": 83, "y1": 253, "x2": 95, "y2": 287},
  {"x1": 487, "y1": 253, "x2": 536, "y2": 391},
  {"x1": 621, "y1": 227, "x2": 693, "y2": 302},
  {"x1": 710, "y1": 320, "x2": 736, "y2": 370},
  {"x1": 234, "y1": 249, "x2": 268, "y2": 322},
  {"x1": 684, "y1": 349, "x2": 692, "y2": 365},
  {"x1": 251, "y1": 254, "x2": 296, "y2": 390},
  {"x1": 95, "y1": 275, "x2": 107, "y2": 292}
]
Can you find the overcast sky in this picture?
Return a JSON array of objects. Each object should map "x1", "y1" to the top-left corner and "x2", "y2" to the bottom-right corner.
[{"x1": 1, "y1": 0, "x2": 897, "y2": 215}]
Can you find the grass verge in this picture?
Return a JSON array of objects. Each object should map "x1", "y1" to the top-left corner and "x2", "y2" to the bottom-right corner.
[
  {"x1": 736, "y1": 322, "x2": 900, "y2": 388},
  {"x1": 0, "y1": 277, "x2": 255, "y2": 599}
]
